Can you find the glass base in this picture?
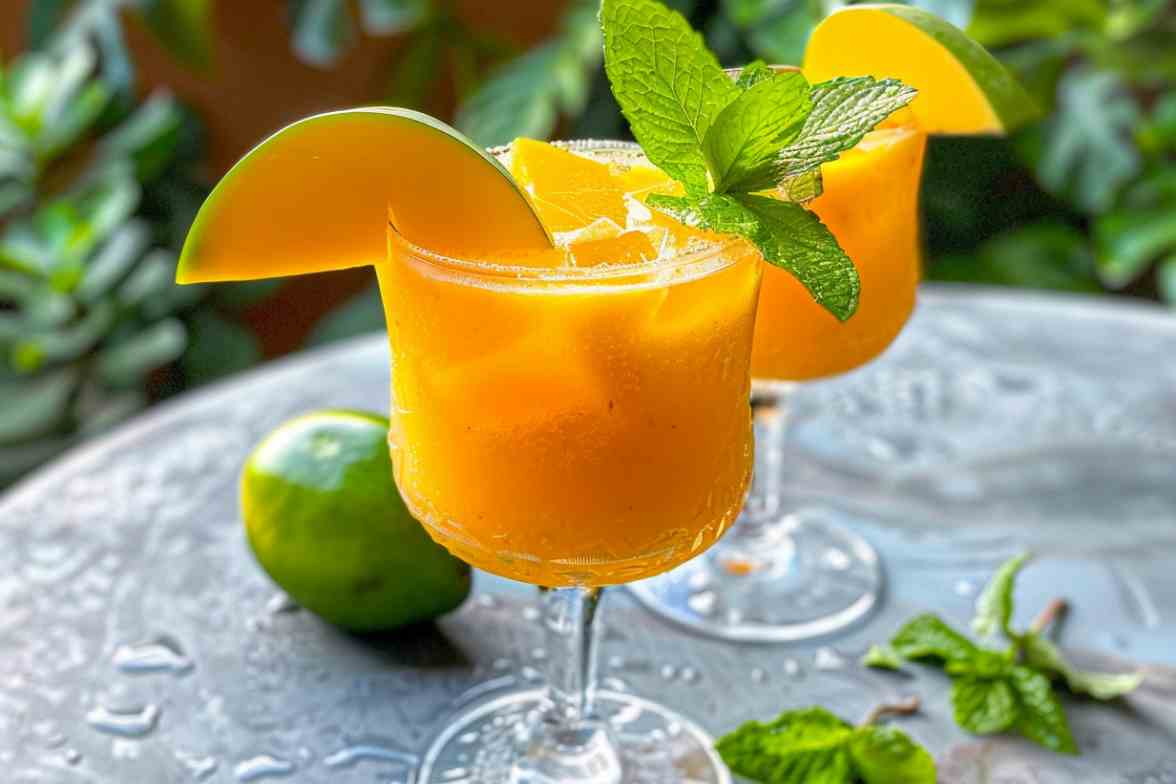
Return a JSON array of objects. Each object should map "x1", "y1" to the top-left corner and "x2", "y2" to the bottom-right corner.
[
  {"x1": 416, "y1": 689, "x2": 730, "y2": 784},
  {"x1": 628, "y1": 507, "x2": 882, "y2": 643}
]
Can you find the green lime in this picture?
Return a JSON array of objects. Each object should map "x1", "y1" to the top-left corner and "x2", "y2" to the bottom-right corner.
[{"x1": 241, "y1": 409, "x2": 470, "y2": 631}]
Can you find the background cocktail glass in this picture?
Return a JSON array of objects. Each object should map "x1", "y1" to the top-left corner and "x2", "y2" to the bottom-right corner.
[
  {"x1": 630, "y1": 125, "x2": 928, "y2": 642},
  {"x1": 378, "y1": 143, "x2": 762, "y2": 783}
]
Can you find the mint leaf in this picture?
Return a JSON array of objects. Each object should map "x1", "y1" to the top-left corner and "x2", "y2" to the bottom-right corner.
[
  {"x1": 1022, "y1": 633, "x2": 1144, "y2": 700},
  {"x1": 601, "y1": 0, "x2": 738, "y2": 195},
  {"x1": 775, "y1": 77, "x2": 917, "y2": 181},
  {"x1": 862, "y1": 644, "x2": 904, "y2": 671},
  {"x1": 716, "y1": 707, "x2": 854, "y2": 784},
  {"x1": 736, "y1": 60, "x2": 775, "y2": 89},
  {"x1": 735, "y1": 194, "x2": 859, "y2": 320},
  {"x1": 1009, "y1": 665, "x2": 1079, "y2": 754},
  {"x1": 704, "y1": 69, "x2": 810, "y2": 193},
  {"x1": 891, "y1": 613, "x2": 978, "y2": 664},
  {"x1": 848, "y1": 725, "x2": 936, "y2": 784},
  {"x1": 778, "y1": 169, "x2": 823, "y2": 203},
  {"x1": 973, "y1": 552, "x2": 1029, "y2": 639},
  {"x1": 951, "y1": 676, "x2": 1018, "y2": 735},
  {"x1": 946, "y1": 648, "x2": 1014, "y2": 679},
  {"x1": 649, "y1": 193, "x2": 860, "y2": 319}
]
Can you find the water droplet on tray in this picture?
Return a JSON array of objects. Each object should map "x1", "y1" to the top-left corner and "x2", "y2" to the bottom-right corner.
[
  {"x1": 324, "y1": 743, "x2": 416, "y2": 769},
  {"x1": 64, "y1": 748, "x2": 82, "y2": 765},
  {"x1": 750, "y1": 667, "x2": 767, "y2": 683},
  {"x1": 687, "y1": 590, "x2": 717, "y2": 616},
  {"x1": 85, "y1": 704, "x2": 159, "y2": 737},
  {"x1": 813, "y1": 647, "x2": 844, "y2": 671},
  {"x1": 234, "y1": 754, "x2": 295, "y2": 781},
  {"x1": 265, "y1": 593, "x2": 300, "y2": 614},
  {"x1": 112, "y1": 637, "x2": 193, "y2": 676},
  {"x1": 783, "y1": 658, "x2": 802, "y2": 678},
  {"x1": 175, "y1": 750, "x2": 219, "y2": 780}
]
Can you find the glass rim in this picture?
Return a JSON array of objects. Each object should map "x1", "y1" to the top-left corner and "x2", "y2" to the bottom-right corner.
[{"x1": 384, "y1": 139, "x2": 744, "y2": 283}]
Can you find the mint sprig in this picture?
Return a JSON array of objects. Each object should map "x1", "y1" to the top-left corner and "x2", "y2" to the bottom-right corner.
[
  {"x1": 600, "y1": 0, "x2": 916, "y2": 322},
  {"x1": 716, "y1": 700, "x2": 934, "y2": 784},
  {"x1": 865, "y1": 553, "x2": 1146, "y2": 755},
  {"x1": 600, "y1": 0, "x2": 738, "y2": 196}
]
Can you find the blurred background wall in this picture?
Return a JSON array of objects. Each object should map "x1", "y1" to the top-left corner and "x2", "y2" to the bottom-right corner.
[{"x1": 1, "y1": 0, "x2": 1173, "y2": 486}]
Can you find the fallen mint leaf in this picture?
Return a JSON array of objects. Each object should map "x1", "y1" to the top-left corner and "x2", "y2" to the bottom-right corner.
[
  {"x1": 972, "y1": 552, "x2": 1030, "y2": 639},
  {"x1": 848, "y1": 725, "x2": 936, "y2": 784}
]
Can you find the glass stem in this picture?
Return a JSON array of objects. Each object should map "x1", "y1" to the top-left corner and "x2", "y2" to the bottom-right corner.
[
  {"x1": 740, "y1": 382, "x2": 796, "y2": 524},
  {"x1": 539, "y1": 586, "x2": 603, "y2": 726}
]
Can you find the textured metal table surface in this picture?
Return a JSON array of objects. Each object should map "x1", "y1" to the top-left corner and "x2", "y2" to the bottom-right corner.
[{"x1": 2, "y1": 285, "x2": 1175, "y2": 783}]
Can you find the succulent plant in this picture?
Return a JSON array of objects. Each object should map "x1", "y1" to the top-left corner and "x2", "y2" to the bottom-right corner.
[{"x1": 0, "y1": 42, "x2": 204, "y2": 484}]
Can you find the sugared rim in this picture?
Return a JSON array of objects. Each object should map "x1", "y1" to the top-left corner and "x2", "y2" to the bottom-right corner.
[{"x1": 385, "y1": 139, "x2": 742, "y2": 283}]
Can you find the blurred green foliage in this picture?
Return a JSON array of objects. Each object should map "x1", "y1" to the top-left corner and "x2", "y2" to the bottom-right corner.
[{"x1": 6, "y1": 0, "x2": 1174, "y2": 483}]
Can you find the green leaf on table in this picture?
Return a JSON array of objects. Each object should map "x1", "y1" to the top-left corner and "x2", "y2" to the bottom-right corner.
[
  {"x1": 1021, "y1": 633, "x2": 1144, "y2": 700},
  {"x1": 704, "y1": 69, "x2": 810, "y2": 193},
  {"x1": 135, "y1": 0, "x2": 215, "y2": 71},
  {"x1": 891, "y1": 613, "x2": 979, "y2": 664},
  {"x1": 951, "y1": 675, "x2": 1018, "y2": 734},
  {"x1": 1009, "y1": 665, "x2": 1078, "y2": 753},
  {"x1": 716, "y1": 707, "x2": 855, "y2": 784},
  {"x1": 1033, "y1": 67, "x2": 1140, "y2": 214},
  {"x1": 775, "y1": 77, "x2": 918, "y2": 182},
  {"x1": 601, "y1": 0, "x2": 739, "y2": 194},
  {"x1": 848, "y1": 725, "x2": 937, "y2": 784},
  {"x1": 973, "y1": 552, "x2": 1029, "y2": 639},
  {"x1": 862, "y1": 644, "x2": 905, "y2": 670},
  {"x1": 290, "y1": 0, "x2": 356, "y2": 68}
]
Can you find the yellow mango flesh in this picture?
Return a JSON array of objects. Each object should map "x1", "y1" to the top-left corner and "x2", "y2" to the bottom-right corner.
[
  {"x1": 803, "y1": 5, "x2": 1026, "y2": 134},
  {"x1": 178, "y1": 108, "x2": 551, "y2": 283}
]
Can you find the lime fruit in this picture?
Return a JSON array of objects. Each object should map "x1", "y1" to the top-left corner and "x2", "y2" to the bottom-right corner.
[{"x1": 241, "y1": 409, "x2": 470, "y2": 631}]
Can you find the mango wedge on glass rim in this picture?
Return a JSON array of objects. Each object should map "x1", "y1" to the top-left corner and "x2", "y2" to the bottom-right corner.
[{"x1": 176, "y1": 108, "x2": 552, "y2": 284}]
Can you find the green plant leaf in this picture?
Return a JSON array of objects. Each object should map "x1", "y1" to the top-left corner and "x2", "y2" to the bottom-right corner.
[
  {"x1": 135, "y1": 0, "x2": 215, "y2": 71},
  {"x1": 735, "y1": 60, "x2": 775, "y2": 89},
  {"x1": 97, "y1": 317, "x2": 187, "y2": 388},
  {"x1": 601, "y1": 0, "x2": 739, "y2": 194},
  {"x1": 385, "y1": 20, "x2": 446, "y2": 109},
  {"x1": 1009, "y1": 665, "x2": 1078, "y2": 753},
  {"x1": 1021, "y1": 633, "x2": 1144, "y2": 700},
  {"x1": 118, "y1": 248, "x2": 178, "y2": 308},
  {"x1": 737, "y1": 0, "x2": 819, "y2": 66},
  {"x1": 457, "y1": 1, "x2": 599, "y2": 147},
  {"x1": 703, "y1": 69, "x2": 810, "y2": 193},
  {"x1": 775, "y1": 77, "x2": 917, "y2": 182},
  {"x1": 0, "y1": 368, "x2": 78, "y2": 443},
  {"x1": 968, "y1": 0, "x2": 1105, "y2": 48},
  {"x1": 647, "y1": 192, "x2": 859, "y2": 319},
  {"x1": 99, "y1": 91, "x2": 183, "y2": 182},
  {"x1": 716, "y1": 707, "x2": 855, "y2": 784},
  {"x1": 891, "y1": 613, "x2": 979, "y2": 664},
  {"x1": 359, "y1": 0, "x2": 428, "y2": 35},
  {"x1": 290, "y1": 0, "x2": 356, "y2": 68},
  {"x1": 76, "y1": 220, "x2": 151, "y2": 304},
  {"x1": 181, "y1": 311, "x2": 261, "y2": 385},
  {"x1": 862, "y1": 644, "x2": 904, "y2": 670},
  {"x1": 848, "y1": 725, "x2": 937, "y2": 784},
  {"x1": 951, "y1": 675, "x2": 1018, "y2": 735},
  {"x1": 308, "y1": 283, "x2": 384, "y2": 346},
  {"x1": 929, "y1": 222, "x2": 1101, "y2": 293},
  {"x1": 1033, "y1": 66, "x2": 1140, "y2": 214},
  {"x1": 972, "y1": 552, "x2": 1029, "y2": 639},
  {"x1": 27, "y1": 0, "x2": 80, "y2": 49},
  {"x1": 1159, "y1": 256, "x2": 1176, "y2": 304},
  {"x1": 1094, "y1": 208, "x2": 1176, "y2": 288},
  {"x1": 736, "y1": 193, "x2": 858, "y2": 319}
]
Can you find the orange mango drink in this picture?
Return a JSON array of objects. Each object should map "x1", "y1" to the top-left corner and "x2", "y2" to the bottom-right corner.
[
  {"x1": 751, "y1": 125, "x2": 926, "y2": 381},
  {"x1": 378, "y1": 147, "x2": 762, "y2": 587}
]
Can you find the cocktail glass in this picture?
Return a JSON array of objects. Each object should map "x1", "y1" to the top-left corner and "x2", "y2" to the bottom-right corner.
[
  {"x1": 379, "y1": 142, "x2": 763, "y2": 784},
  {"x1": 630, "y1": 125, "x2": 927, "y2": 642}
]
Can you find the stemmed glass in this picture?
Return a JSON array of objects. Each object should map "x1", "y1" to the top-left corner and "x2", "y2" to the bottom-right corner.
[
  {"x1": 378, "y1": 142, "x2": 763, "y2": 783},
  {"x1": 630, "y1": 125, "x2": 928, "y2": 642}
]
